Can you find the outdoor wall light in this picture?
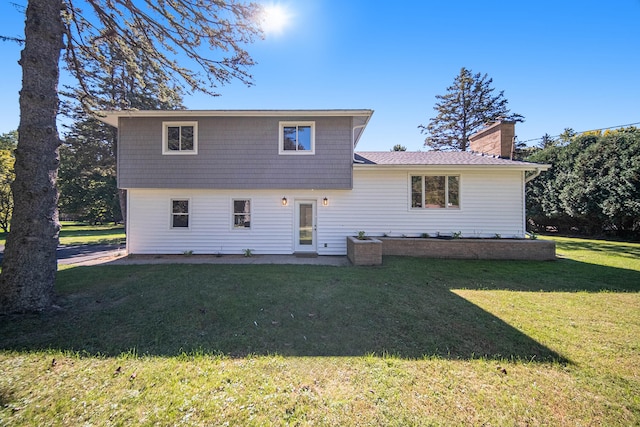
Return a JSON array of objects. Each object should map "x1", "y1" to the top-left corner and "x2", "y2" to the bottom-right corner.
[
  {"x1": 322, "y1": 197, "x2": 329, "y2": 206},
  {"x1": 281, "y1": 196, "x2": 288, "y2": 206}
]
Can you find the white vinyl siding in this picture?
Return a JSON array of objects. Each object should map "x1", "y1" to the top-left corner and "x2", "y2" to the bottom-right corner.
[
  {"x1": 126, "y1": 169, "x2": 526, "y2": 255},
  {"x1": 327, "y1": 168, "x2": 524, "y2": 240},
  {"x1": 128, "y1": 189, "x2": 294, "y2": 255}
]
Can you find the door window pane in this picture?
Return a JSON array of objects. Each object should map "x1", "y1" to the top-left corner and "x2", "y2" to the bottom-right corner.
[{"x1": 299, "y1": 203, "x2": 312, "y2": 245}]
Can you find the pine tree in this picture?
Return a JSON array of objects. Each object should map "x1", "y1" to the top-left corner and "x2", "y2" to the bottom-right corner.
[
  {"x1": 419, "y1": 67, "x2": 523, "y2": 151},
  {"x1": 59, "y1": 43, "x2": 186, "y2": 225},
  {"x1": 1, "y1": 0, "x2": 261, "y2": 314}
]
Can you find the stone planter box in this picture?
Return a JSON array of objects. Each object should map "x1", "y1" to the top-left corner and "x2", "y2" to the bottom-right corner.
[
  {"x1": 379, "y1": 237, "x2": 556, "y2": 261},
  {"x1": 346, "y1": 236, "x2": 383, "y2": 266}
]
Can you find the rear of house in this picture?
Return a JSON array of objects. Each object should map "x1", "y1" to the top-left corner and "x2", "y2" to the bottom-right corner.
[{"x1": 100, "y1": 110, "x2": 548, "y2": 256}]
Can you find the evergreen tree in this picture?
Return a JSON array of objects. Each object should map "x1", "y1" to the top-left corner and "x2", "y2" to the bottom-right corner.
[
  {"x1": 391, "y1": 144, "x2": 407, "y2": 151},
  {"x1": 419, "y1": 67, "x2": 523, "y2": 151},
  {"x1": 526, "y1": 127, "x2": 640, "y2": 238},
  {"x1": 558, "y1": 128, "x2": 577, "y2": 145},
  {"x1": 538, "y1": 133, "x2": 556, "y2": 149},
  {"x1": 59, "y1": 43, "x2": 185, "y2": 225},
  {"x1": 1, "y1": 0, "x2": 261, "y2": 314}
]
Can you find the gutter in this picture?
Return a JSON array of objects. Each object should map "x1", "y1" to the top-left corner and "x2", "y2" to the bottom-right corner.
[
  {"x1": 353, "y1": 163, "x2": 550, "y2": 172},
  {"x1": 525, "y1": 167, "x2": 543, "y2": 183}
]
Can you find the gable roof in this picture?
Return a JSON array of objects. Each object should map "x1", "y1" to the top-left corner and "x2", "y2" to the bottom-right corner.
[{"x1": 354, "y1": 151, "x2": 550, "y2": 170}]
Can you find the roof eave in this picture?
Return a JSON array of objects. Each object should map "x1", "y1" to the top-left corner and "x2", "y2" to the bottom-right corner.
[{"x1": 95, "y1": 109, "x2": 375, "y2": 128}]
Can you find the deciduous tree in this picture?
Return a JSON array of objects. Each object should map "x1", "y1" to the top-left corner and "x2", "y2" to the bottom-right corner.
[
  {"x1": 0, "y1": 150, "x2": 15, "y2": 233},
  {"x1": 0, "y1": 131, "x2": 18, "y2": 151},
  {"x1": 1, "y1": 0, "x2": 261, "y2": 314},
  {"x1": 419, "y1": 67, "x2": 523, "y2": 151},
  {"x1": 0, "y1": 132, "x2": 17, "y2": 232}
]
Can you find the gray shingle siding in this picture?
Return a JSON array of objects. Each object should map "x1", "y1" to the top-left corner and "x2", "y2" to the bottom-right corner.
[{"x1": 118, "y1": 116, "x2": 354, "y2": 189}]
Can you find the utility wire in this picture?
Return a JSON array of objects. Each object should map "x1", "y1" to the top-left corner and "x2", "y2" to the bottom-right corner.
[{"x1": 519, "y1": 121, "x2": 640, "y2": 145}]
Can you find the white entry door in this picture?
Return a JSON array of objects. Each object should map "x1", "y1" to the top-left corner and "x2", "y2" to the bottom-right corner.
[{"x1": 294, "y1": 200, "x2": 317, "y2": 253}]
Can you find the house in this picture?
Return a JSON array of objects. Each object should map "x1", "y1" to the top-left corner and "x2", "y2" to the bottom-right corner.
[{"x1": 98, "y1": 110, "x2": 550, "y2": 256}]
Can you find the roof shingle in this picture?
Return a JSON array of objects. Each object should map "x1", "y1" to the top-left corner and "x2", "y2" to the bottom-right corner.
[{"x1": 354, "y1": 151, "x2": 547, "y2": 168}]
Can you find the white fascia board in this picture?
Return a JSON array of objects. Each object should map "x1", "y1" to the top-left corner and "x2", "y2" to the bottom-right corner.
[{"x1": 96, "y1": 109, "x2": 374, "y2": 128}]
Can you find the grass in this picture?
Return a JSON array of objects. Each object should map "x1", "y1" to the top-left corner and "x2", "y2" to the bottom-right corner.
[
  {"x1": 0, "y1": 221, "x2": 125, "y2": 247},
  {"x1": 1, "y1": 236, "x2": 639, "y2": 425},
  {"x1": 58, "y1": 222, "x2": 125, "y2": 246}
]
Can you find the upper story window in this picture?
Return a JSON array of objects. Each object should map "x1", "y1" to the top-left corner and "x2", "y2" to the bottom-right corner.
[
  {"x1": 411, "y1": 175, "x2": 460, "y2": 209},
  {"x1": 279, "y1": 121, "x2": 315, "y2": 154},
  {"x1": 163, "y1": 122, "x2": 198, "y2": 155}
]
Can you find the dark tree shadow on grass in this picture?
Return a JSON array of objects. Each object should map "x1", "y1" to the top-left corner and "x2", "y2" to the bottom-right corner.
[
  {"x1": 552, "y1": 237, "x2": 640, "y2": 263},
  {"x1": 2, "y1": 257, "x2": 636, "y2": 360}
]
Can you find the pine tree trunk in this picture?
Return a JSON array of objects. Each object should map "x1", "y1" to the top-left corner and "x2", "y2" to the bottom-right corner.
[{"x1": 0, "y1": 0, "x2": 64, "y2": 313}]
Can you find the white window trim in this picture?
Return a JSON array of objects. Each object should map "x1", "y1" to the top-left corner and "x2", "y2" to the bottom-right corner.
[
  {"x1": 278, "y1": 121, "x2": 315, "y2": 155},
  {"x1": 409, "y1": 174, "x2": 461, "y2": 210},
  {"x1": 232, "y1": 198, "x2": 252, "y2": 231},
  {"x1": 162, "y1": 121, "x2": 198, "y2": 155},
  {"x1": 170, "y1": 198, "x2": 191, "y2": 229}
]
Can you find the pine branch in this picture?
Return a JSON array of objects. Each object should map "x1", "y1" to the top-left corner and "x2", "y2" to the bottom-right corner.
[{"x1": 0, "y1": 35, "x2": 25, "y2": 44}]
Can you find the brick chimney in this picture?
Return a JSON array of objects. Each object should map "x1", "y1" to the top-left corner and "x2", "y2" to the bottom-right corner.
[{"x1": 468, "y1": 120, "x2": 516, "y2": 159}]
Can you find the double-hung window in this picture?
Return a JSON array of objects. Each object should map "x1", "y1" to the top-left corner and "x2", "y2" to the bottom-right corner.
[
  {"x1": 163, "y1": 122, "x2": 198, "y2": 154},
  {"x1": 279, "y1": 121, "x2": 315, "y2": 154},
  {"x1": 411, "y1": 175, "x2": 460, "y2": 209},
  {"x1": 233, "y1": 199, "x2": 251, "y2": 229},
  {"x1": 171, "y1": 199, "x2": 190, "y2": 228}
]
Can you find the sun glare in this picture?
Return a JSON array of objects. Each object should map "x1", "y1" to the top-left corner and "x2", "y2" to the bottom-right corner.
[{"x1": 260, "y1": 3, "x2": 291, "y2": 36}]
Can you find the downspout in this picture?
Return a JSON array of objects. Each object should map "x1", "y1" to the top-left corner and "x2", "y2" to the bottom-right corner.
[
  {"x1": 352, "y1": 124, "x2": 366, "y2": 163},
  {"x1": 525, "y1": 167, "x2": 543, "y2": 183},
  {"x1": 510, "y1": 135, "x2": 516, "y2": 160}
]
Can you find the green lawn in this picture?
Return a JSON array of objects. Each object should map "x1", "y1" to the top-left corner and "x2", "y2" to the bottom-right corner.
[
  {"x1": 1, "y1": 236, "x2": 639, "y2": 425},
  {"x1": 58, "y1": 222, "x2": 125, "y2": 246},
  {"x1": 0, "y1": 222, "x2": 125, "y2": 247}
]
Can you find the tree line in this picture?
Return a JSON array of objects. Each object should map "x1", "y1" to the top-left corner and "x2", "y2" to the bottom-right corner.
[{"x1": 525, "y1": 127, "x2": 640, "y2": 239}]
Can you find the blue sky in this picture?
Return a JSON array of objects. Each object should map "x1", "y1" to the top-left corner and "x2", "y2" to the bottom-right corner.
[{"x1": 1, "y1": 0, "x2": 639, "y2": 151}]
